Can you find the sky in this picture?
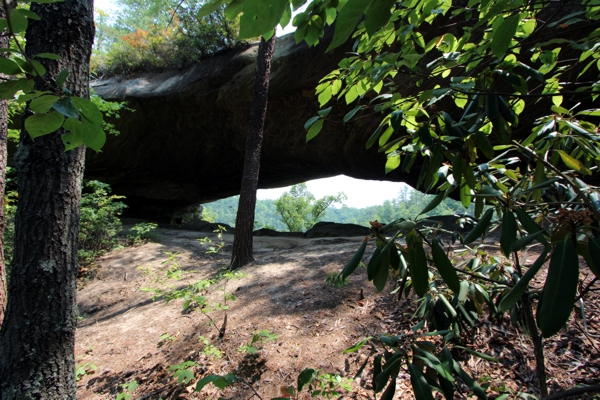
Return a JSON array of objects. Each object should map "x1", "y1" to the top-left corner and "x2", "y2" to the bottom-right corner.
[
  {"x1": 257, "y1": 176, "x2": 408, "y2": 209},
  {"x1": 93, "y1": 0, "x2": 407, "y2": 209}
]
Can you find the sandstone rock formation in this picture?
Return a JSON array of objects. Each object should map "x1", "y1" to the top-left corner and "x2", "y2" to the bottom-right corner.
[
  {"x1": 88, "y1": 20, "x2": 594, "y2": 217},
  {"x1": 88, "y1": 30, "x2": 420, "y2": 216}
]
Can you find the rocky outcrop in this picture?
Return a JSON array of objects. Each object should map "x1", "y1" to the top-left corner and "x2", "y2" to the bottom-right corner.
[
  {"x1": 87, "y1": 30, "x2": 423, "y2": 216},
  {"x1": 88, "y1": 20, "x2": 595, "y2": 217},
  {"x1": 305, "y1": 222, "x2": 370, "y2": 238}
]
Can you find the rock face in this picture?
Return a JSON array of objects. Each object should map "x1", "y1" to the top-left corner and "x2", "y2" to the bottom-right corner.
[
  {"x1": 305, "y1": 222, "x2": 370, "y2": 238},
  {"x1": 87, "y1": 30, "x2": 422, "y2": 216},
  {"x1": 88, "y1": 22, "x2": 594, "y2": 217}
]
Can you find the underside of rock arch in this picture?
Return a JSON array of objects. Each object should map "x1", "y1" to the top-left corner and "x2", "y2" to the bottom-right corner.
[{"x1": 88, "y1": 30, "x2": 420, "y2": 216}]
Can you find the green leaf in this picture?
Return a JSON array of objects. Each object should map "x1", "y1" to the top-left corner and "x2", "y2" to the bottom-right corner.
[
  {"x1": 475, "y1": 131, "x2": 494, "y2": 159},
  {"x1": 390, "y1": 244, "x2": 400, "y2": 271},
  {"x1": 279, "y1": 2, "x2": 292, "y2": 27},
  {"x1": 390, "y1": 110, "x2": 403, "y2": 132},
  {"x1": 491, "y1": 14, "x2": 520, "y2": 59},
  {"x1": 341, "y1": 241, "x2": 367, "y2": 279},
  {"x1": 55, "y1": 69, "x2": 69, "y2": 88},
  {"x1": 62, "y1": 117, "x2": 106, "y2": 151},
  {"x1": 304, "y1": 116, "x2": 320, "y2": 130},
  {"x1": 18, "y1": 77, "x2": 34, "y2": 94},
  {"x1": 326, "y1": 0, "x2": 375, "y2": 52},
  {"x1": 195, "y1": 374, "x2": 236, "y2": 392},
  {"x1": 518, "y1": 61, "x2": 544, "y2": 82},
  {"x1": 61, "y1": 119, "x2": 85, "y2": 150},
  {"x1": 460, "y1": 179, "x2": 471, "y2": 208},
  {"x1": 17, "y1": 90, "x2": 51, "y2": 103},
  {"x1": 521, "y1": 176, "x2": 561, "y2": 194},
  {"x1": 14, "y1": 8, "x2": 40, "y2": 20},
  {"x1": 175, "y1": 369, "x2": 195, "y2": 384},
  {"x1": 306, "y1": 118, "x2": 323, "y2": 141},
  {"x1": 452, "y1": 360, "x2": 488, "y2": 400},
  {"x1": 500, "y1": 210, "x2": 517, "y2": 257},
  {"x1": 497, "y1": 96, "x2": 517, "y2": 124},
  {"x1": 417, "y1": 123, "x2": 433, "y2": 146},
  {"x1": 494, "y1": 115, "x2": 511, "y2": 144},
  {"x1": 35, "y1": 52, "x2": 58, "y2": 60},
  {"x1": 0, "y1": 57, "x2": 22, "y2": 75},
  {"x1": 374, "y1": 355, "x2": 401, "y2": 393},
  {"x1": 514, "y1": 208, "x2": 549, "y2": 247},
  {"x1": 367, "y1": 246, "x2": 382, "y2": 281},
  {"x1": 52, "y1": 97, "x2": 79, "y2": 119},
  {"x1": 587, "y1": 237, "x2": 600, "y2": 279},
  {"x1": 364, "y1": 0, "x2": 396, "y2": 35},
  {"x1": 318, "y1": 107, "x2": 332, "y2": 117},
  {"x1": 298, "y1": 368, "x2": 317, "y2": 391},
  {"x1": 556, "y1": 150, "x2": 592, "y2": 175},
  {"x1": 24, "y1": 110, "x2": 64, "y2": 139},
  {"x1": 510, "y1": 230, "x2": 546, "y2": 252},
  {"x1": 453, "y1": 346, "x2": 498, "y2": 362},
  {"x1": 72, "y1": 97, "x2": 103, "y2": 125},
  {"x1": 431, "y1": 239, "x2": 461, "y2": 293},
  {"x1": 418, "y1": 191, "x2": 445, "y2": 217},
  {"x1": 373, "y1": 246, "x2": 390, "y2": 292},
  {"x1": 538, "y1": 238, "x2": 579, "y2": 338},
  {"x1": 224, "y1": 0, "x2": 244, "y2": 19},
  {"x1": 197, "y1": 0, "x2": 226, "y2": 18},
  {"x1": 82, "y1": 122, "x2": 107, "y2": 152},
  {"x1": 385, "y1": 153, "x2": 400, "y2": 174},
  {"x1": 408, "y1": 363, "x2": 435, "y2": 400},
  {"x1": 415, "y1": 350, "x2": 454, "y2": 382},
  {"x1": 10, "y1": 9, "x2": 29, "y2": 33},
  {"x1": 30, "y1": 95, "x2": 60, "y2": 113},
  {"x1": 343, "y1": 337, "x2": 373, "y2": 354},
  {"x1": 463, "y1": 208, "x2": 493, "y2": 245},
  {"x1": 238, "y1": 0, "x2": 288, "y2": 39},
  {"x1": 343, "y1": 105, "x2": 362, "y2": 122},
  {"x1": 0, "y1": 80, "x2": 22, "y2": 100},
  {"x1": 499, "y1": 247, "x2": 550, "y2": 312},
  {"x1": 408, "y1": 240, "x2": 429, "y2": 297}
]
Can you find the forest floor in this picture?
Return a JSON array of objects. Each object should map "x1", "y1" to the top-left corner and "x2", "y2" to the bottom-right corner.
[{"x1": 75, "y1": 223, "x2": 600, "y2": 399}]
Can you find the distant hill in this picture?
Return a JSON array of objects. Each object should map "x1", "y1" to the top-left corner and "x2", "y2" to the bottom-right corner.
[{"x1": 202, "y1": 191, "x2": 472, "y2": 232}]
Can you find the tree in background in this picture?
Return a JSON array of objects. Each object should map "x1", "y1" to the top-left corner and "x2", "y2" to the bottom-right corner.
[
  {"x1": 92, "y1": 0, "x2": 237, "y2": 75},
  {"x1": 275, "y1": 183, "x2": 346, "y2": 232},
  {"x1": 230, "y1": 31, "x2": 277, "y2": 270},
  {"x1": 0, "y1": 4, "x2": 11, "y2": 326}
]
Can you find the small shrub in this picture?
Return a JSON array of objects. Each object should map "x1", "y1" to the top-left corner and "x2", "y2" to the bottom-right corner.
[
  {"x1": 116, "y1": 380, "x2": 138, "y2": 400},
  {"x1": 78, "y1": 180, "x2": 127, "y2": 266},
  {"x1": 128, "y1": 222, "x2": 159, "y2": 245},
  {"x1": 238, "y1": 329, "x2": 278, "y2": 354},
  {"x1": 75, "y1": 361, "x2": 97, "y2": 381}
]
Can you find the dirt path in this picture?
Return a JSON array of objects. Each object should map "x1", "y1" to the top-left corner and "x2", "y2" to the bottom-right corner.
[{"x1": 75, "y1": 226, "x2": 600, "y2": 399}]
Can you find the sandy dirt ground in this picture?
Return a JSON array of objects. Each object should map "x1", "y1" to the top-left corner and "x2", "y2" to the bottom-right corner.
[{"x1": 75, "y1": 226, "x2": 600, "y2": 399}]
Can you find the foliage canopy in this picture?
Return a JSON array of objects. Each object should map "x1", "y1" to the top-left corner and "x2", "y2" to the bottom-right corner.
[
  {"x1": 93, "y1": 0, "x2": 238, "y2": 76},
  {"x1": 274, "y1": 183, "x2": 347, "y2": 231}
]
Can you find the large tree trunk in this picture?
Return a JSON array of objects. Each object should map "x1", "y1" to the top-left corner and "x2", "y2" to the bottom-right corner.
[
  {"x1": 0, "y1": 0, "x2": 94, "y2": 397},
  {"x1": 230, "y1": 33, "x2": 276, "y2": 270},
  {"x1": 0, "y1": 4, "x2": 10, "y2": 327}
]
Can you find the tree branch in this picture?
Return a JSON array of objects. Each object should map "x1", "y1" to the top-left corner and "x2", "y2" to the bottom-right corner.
[{"x1": 544, "y1": 384, "x2": 600, "y2": 400}]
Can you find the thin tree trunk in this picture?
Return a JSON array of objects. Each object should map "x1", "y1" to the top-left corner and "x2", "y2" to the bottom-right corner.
[
  {"x1": 0, "y1": 1, "x2": 12, "y2": 328},
  {"x1": 0, "y1": 0, "x2": 94, "y2": 397},
  {"x1": 230, "y1": 33, "x2": 276, "y2": 270}
]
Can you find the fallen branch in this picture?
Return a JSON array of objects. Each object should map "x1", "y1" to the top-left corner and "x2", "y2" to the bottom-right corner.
[{"x1": 544, "y1": 384, "x2": 600, "y2": 400}]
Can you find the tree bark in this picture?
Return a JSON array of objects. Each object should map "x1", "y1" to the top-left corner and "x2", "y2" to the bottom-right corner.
[
  {"x1": 230, "y1": 33, "x2": 276, "y2": 270},
  {"x1": 0, "y1": 0, "x2": 94, "y2": 398},
  {"x1": 0, "y1": 4, "x2": 10, "y2": 327}
]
